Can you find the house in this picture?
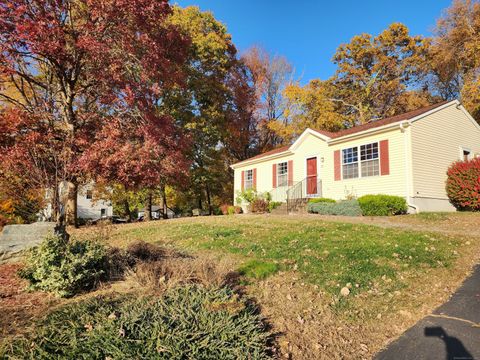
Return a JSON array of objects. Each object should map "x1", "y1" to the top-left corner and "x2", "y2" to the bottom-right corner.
[
  {"x1": 40, "y1": 183, "x2": 113, "y2": 222},
  {"x1": 231, "y1": 100, "x2": 480, "y2": 213},
  {"x1": 78, "y1": 185, "x2": 113, "y2": 220}
]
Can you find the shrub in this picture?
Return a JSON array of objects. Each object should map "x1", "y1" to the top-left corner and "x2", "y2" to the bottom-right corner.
[
  {"x1": 234, "y1": 205, "x2": 243, "y2": 214},
  {"x1": 227, "y1": 205, "x2": 236, "y2": 215},
  {"x1": 358, "y1": 194, "x2": 408, "y2": 216},
  {"x1": 308, "y1": 197, "x2": 336, "y2": 204},
  {"x1": 2, "y1": 285, "x2": 271, "y2": 359},
  {"x1": 307, "y1": 199, "x2": 362, "y2": 216},
  {"x1": 267, "y1": 201, "x2": 282, "y2": 212},
  {"x1": 236, "y1": 188, "x2": 258, "y2": 204},
  {"x1": 18, "y1": 235, "x2": 108, "y2": 297},
  {"x1": 220, "y1": 204, "x2": 230, "y2": 215},
  {"x1": 446, "y1": 158, "x2": 480, "y2": 211},
  {"x1": 250, "y1": 198, "x2": 269, "y2": 213}
]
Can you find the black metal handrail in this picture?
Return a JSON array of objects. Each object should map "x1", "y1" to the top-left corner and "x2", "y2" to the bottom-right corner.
[{"x1": 286, "y1": 177, "x2": 322, "y2": 213}]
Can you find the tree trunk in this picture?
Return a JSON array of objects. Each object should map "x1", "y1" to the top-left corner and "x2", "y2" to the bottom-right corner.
[
  {"x1": 123, "y1": 199, "x2": 132, "y2": 222},
  {"x1": 205, "y1": 184, "x2": 213, "y2": 215},
  {"x1": 144, "y1": 192, "x2": 152, "y2": 221},
  {"x1": 161, "y1": 185, "x2": 168, "y2": 219},
  {"x1": 65, "y1": 181, "x2": 78, "y2": 228}
]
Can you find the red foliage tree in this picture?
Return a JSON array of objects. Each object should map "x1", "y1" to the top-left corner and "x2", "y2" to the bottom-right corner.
[
  {"x1": 446, "y1": 158, "x2": 480, "y2": 211},
  {"x1": 0, "y1": 0, "x2": 190, "y2": 225}
]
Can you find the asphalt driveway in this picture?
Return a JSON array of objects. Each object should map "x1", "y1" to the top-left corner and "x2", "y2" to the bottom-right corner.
[{"x1": 375, "y1": 265, "x2": 480, "y2": 360}]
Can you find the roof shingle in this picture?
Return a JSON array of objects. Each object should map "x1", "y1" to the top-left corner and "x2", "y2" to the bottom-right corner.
[
  {"x1": 232, "y1": 100, "x2": 453, "y2": 166},
  {"x1": 314, "y1": 101, "x2": 450, "y2": 139}
]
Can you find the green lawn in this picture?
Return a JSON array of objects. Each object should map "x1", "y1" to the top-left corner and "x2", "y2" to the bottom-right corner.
[{"x1": 98, "y1": 216, "x2": 460, "y2": 295}]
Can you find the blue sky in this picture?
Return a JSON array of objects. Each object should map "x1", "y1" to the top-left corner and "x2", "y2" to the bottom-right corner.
[{"x1": 174, "y1": 0, "x2": 452, "y2": 82}]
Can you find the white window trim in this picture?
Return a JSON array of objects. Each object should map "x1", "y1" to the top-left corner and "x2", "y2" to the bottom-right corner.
[
  {"x1": 341, "y1": 141, "x2": 380, "y2": 180},
  {"x1": 277, "y1": 161, "x2": 288, "y2": 187},
  {"x1": 459, "y1": 146, "x2": 473, "y2": 161},
  {"x1": 245, "y1": 169, "x2": 254, "y2": 190}
]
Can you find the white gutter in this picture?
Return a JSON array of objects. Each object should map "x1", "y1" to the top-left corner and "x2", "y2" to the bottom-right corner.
[
  {"x1": 399, "y1": 121, "x2": 419, "y2": 214},
  {"x1": 230, "y1": 150, "x2": 293, "y2": 169}
]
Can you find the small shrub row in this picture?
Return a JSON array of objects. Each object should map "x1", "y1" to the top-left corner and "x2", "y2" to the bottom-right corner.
[
  {"x1": 307, "y1": 195, "x2": 407, "y2": 217},
  {"x1": 446, "y1": 158, "x2": 480, "y2": 211},
  {"x1": 2, "y1": 285, "x2": 271, "y2": 359},
  {"x1": 308, "y1": 199, "x2": 362, "y2": 216},
  {"x1": 358, "y1": 194, "x2": 408, "y2": 216}
]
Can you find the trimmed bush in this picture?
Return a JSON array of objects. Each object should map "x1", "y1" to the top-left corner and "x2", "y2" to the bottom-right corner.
[
  {"x1": 19, "y1": 235, "x2": 108, "y2": 297},
  {"x1": 2, "y1": 285, "x2": 271, "y2": 359},
  {"x1": 308, "y1": 197, "x2": 336, "y2": 204},
  {"x1": 307, "y1": 199, "x2": 362, "y2": 216},
  {"x1": 250, "y1": 198, "x2": 269, "y2": 213},
  {"x1": 446, "y1": 158, "x2": 480, "y2": 211},
  {"x1": 358, "y1": 194, "x2": 408, "y2": 216}
]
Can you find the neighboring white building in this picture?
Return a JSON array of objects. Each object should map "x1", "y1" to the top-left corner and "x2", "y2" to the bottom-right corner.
[
  {"x1": 40, "y1": 183, "x2": 113, "y2": 221},
  {"x1": 231, "y1": 100, "x2": 480, "y2": 213},
  {"x1": 77, "y1": 185, "x2": 113, "y2": 220}
]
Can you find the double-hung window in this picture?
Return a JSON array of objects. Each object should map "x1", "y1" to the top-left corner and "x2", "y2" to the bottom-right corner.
[
  {"x1": 342, "y1": 142, "x2": 379, "y2": 179},
  {"x1": 342, "y1": 147, "x2": 359, "y2": 179},
  {"x1": 277, "y1": 162, "x2": 288, "y2": 187},
  {"x1": 360, "y1": 142, "x2": 379, "y2": 177},
  {"x1": 245, "y1": 169, "x2": 254, "y2": 189}
]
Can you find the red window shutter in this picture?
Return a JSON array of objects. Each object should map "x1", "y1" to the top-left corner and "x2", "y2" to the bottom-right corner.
[
  {"x1": 253, "y1": 168, "x2": 257, "y2": 189},
  {"x1": 288, "y1": 160, "x2": 293, "y2": 186},
  {"x1": 241, "y1": 170, "x2": 245, "y2": 191},
  {"x1": 272, "y1": 164, "x2": 277, "y2": 188},
  {"x1": 380, "y1": 140, "x2": 390, "y2": 175},
  {"x1": 334, "y1": 150, "x2": 341, "y2": 181}
]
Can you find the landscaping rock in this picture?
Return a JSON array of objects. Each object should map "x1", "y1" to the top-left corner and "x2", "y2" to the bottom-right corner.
[
  {"x1": 340, "y1": 287, "x2": 350, "y2": 297},
  {"x1": 0, "y1": 222, "x2": 55, "y2": 262}
]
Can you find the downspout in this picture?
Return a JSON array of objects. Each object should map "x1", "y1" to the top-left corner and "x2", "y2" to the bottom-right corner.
[{"x1": 399, "y1": 121, "x2": 419, "y2": 214}]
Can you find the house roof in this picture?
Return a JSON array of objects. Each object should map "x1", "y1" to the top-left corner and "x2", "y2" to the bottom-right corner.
[
  {"x1": 313, "y1": 100, "x2": 450, "y2": 139},
  {"x1": 233, "y1": 145, "x2": 291, "y2": 166},
  {"x1": 231, "y1": 100, "x2": 456, "y2": 168}
]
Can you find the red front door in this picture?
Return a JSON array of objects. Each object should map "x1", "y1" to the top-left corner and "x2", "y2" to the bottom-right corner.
[{"x1": 306, "y1": 157, "x2": 317, "y2": 195}]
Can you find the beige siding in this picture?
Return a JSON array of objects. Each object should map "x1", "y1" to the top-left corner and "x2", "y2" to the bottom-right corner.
[
  {"x1": 233, "y1": 135, "x2": 329, "y2": 207},
  {"x1": 324, "y1": 128, "x2": 407, "y2": 200},
  {"x1": 233, "y1": 128, "x2": 407, "y2": 207},
  {"x1": 411, "y1": 104, "x2": 480, "y2": 200}
]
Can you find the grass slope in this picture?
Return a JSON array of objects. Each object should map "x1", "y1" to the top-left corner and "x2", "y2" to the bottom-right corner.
[{"x1": 97, "y1": 216, "x2": 459, "y2": 295}]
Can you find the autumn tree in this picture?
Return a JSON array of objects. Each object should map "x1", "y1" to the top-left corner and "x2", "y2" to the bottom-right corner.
[
  {"x1": 158, "y1": 6, "x2": 244, "y2": 214},
  {"x1": 272, "y1": 80, "x2": 346, "y2": 143},
  {"x1": 426, "y1": 0, "x2": 480, "y2": 120},
  {"x1": 0, "y1": 0, "x2": 189, "y2": 226},
  {"x1": 242, "y1": 46, "x2": 294, "y2": 149},
  {"x1": 331, "y1": 23, "x2": 432, "y2": 125},
  {"x1": 223, "y1": 60, "x2": 259, "y2": 161}
]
